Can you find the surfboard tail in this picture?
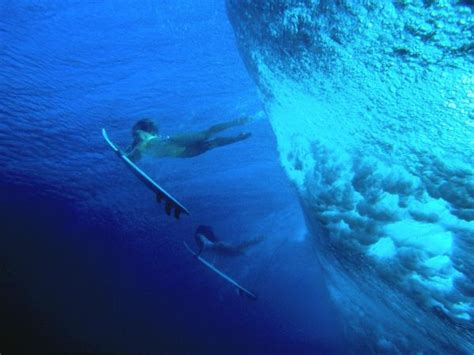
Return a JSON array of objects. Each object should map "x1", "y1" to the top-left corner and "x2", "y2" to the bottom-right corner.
[
  {"x1": 238, "y1": 288, "x2": 258, "y2": 301},
  {"x1": 184, "y1": 241, "x2": 258, "y2": 301}
]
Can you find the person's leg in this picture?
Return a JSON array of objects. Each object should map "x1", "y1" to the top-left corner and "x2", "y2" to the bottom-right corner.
[
  {"x1": 206, "y1": 117, "x2": 252, "y2": 137},
  {"x1": 232, "y1": 235, "x2": 265, "y2": 253},
  {"x1": 169, "y1": 117, "x2": 252, "y2": 144},
  {"x1": 212, "y1": 235, "x2": 265, "y2": 256},
  {"x1": 207, "y1": 132, "x2": 251, "y2": 149},
  {"x1": 173, "y1": 131, "x2": 251, "y2": 157}
]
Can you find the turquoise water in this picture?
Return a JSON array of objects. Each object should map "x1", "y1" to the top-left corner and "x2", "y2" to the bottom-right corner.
[{"x1": 228, "y1": 0, "x2": 473, "y2": 353}]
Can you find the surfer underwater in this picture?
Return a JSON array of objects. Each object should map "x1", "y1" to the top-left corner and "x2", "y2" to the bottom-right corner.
[
  {"x1": 194, "y1": 225, "x2": 265, "y2": 256},
  {"x1": 125, "y1": 117, "x2": 252, "y2": 162},
  {"x1": 103, "y1": 121, "x2": 262, "y2": 299}
]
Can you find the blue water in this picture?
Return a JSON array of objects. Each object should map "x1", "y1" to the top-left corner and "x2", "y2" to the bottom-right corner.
[
  {"x1": 1, "y1": 1, "x2": 344, "y2": 353},
  {"x1": 4, "y1": 1, "x2": 472, "y2": 353}
]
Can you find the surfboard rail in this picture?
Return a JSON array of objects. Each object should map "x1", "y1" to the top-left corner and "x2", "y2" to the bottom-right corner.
[
  {"x1": 102, "y1": 128, "x2": 190, "y2": 219},
  {"x1": 184, "y1": 241, "x2": 257, "y2": 300}
]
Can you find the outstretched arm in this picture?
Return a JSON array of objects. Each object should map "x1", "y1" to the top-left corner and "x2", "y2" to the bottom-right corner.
[
  {"x1": 206, "y1": 117, "x2": 253, "y2": 136},
  {"x1": 125, "y1": 146, "x2": 142, "y2": 162}
]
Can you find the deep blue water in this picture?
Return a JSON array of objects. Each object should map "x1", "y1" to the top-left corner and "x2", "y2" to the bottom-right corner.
[{"x1": 1, "y1": 1, "x2": 344, "y2": 353}]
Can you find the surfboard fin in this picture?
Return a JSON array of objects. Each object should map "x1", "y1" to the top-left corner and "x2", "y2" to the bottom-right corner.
[
  {"x1": 174, "y1": 207, "x2": 183, "y2": 219},
  {"x1": 165, "y1": 201, "x2": 173, "y2": 215}
]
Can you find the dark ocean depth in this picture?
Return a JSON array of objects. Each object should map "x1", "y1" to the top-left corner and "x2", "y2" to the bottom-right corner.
[{"x1": 1, "y1": 1, "x2": 343, "y2": 353}]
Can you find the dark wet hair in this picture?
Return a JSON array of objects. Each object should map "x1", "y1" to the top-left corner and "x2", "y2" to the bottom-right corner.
[
  {"x1": 194, "y1": 225, "x2": 218, "y2": 255},
  {"x1": 195, "y1": 225, "x2": 218, "y2": 242},
  {"x1": 132, "y1": 119, "x2": 158, "y2": 137}
]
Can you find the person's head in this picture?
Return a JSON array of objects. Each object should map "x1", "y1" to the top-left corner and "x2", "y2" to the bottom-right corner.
[
  {"x1": 194, "y1": 225, "x2": 217, "y2": 254},
  {"x1": 132, "y1": 119, "x2": 159, "y2": 142}
]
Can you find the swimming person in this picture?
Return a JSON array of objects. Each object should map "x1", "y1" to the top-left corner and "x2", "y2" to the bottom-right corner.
[
  {"x1": 125, "y1": 117, "x2": 252, "y2": 162},
  {"x1": 194, "y1": 225, "x2": 265, "y2": 256}
]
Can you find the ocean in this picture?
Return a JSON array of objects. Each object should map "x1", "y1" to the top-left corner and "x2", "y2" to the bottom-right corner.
[
  {"x1": 1, "y1": 1, "x2": 342, "y2": 353},
  {"x1": 1, "y1": 1, "x2": 472, "y2": 354}
]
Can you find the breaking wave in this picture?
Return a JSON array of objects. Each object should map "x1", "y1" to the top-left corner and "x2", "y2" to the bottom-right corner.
[{"x1": 227, "y1": 0, "x2": 473, "y2": 352}]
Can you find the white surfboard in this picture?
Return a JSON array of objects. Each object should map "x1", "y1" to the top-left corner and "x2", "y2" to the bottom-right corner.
[
  {"x1": 184, "y1": 241, "x2": 257, "y2": 300},
  {"x1": 102, "y1": 128, "x2": 190, "y2": 219}
]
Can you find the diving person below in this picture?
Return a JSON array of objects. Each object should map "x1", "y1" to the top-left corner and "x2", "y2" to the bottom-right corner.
[{"x1": 194, "y1": 225, "x2": 265, "y2": 256}]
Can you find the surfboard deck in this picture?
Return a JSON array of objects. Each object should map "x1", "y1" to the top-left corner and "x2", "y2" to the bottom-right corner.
[
  {"x1": 102, "y1": 128, "x2": 190, "y2": 219},
  {"x1": 184, "y1": 241, "x2": 257, "y2": 300}
]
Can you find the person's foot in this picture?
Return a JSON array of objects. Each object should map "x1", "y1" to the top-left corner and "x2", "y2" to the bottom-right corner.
[
  {"x1": 236, "y1": 117, "x2": 253, "y2": 125},
  {"x1": 238, "y1": 132, "x2": 252, "y2": 140}
]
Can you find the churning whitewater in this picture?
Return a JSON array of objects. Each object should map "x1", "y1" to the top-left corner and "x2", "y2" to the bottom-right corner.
[{"x1": 227, "y1": 1, "x2": 473, "y2": 353}]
